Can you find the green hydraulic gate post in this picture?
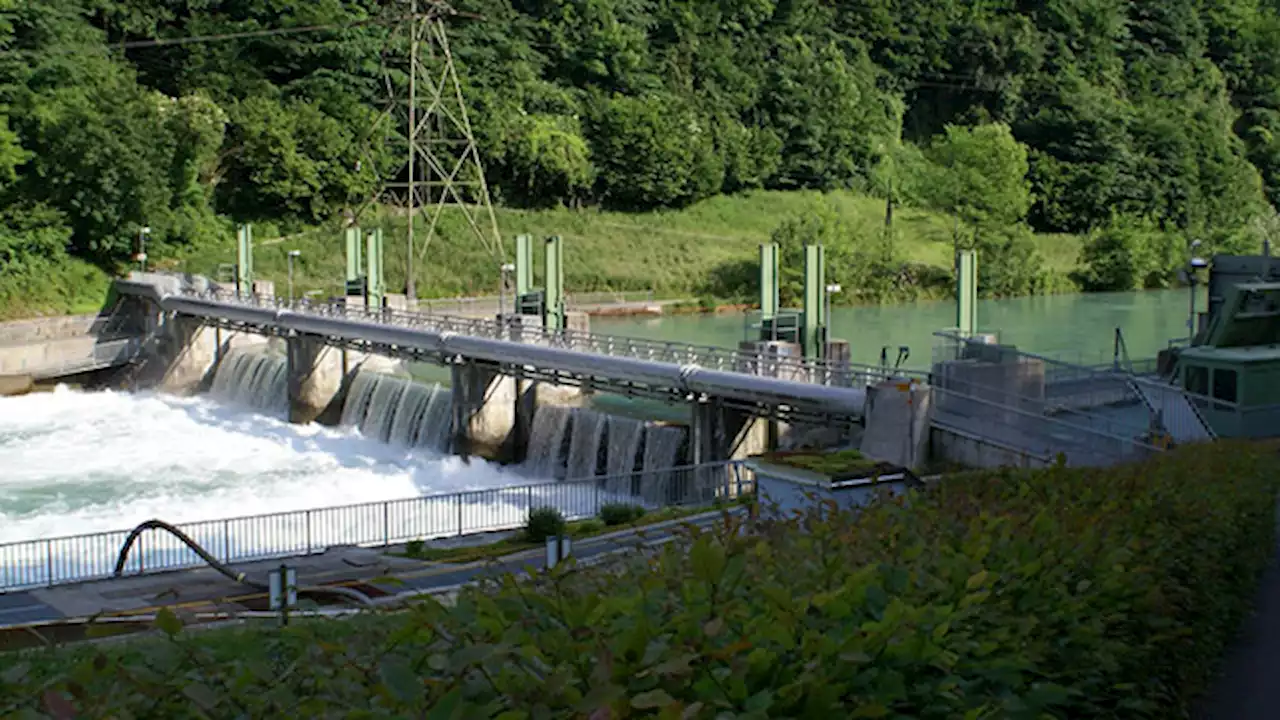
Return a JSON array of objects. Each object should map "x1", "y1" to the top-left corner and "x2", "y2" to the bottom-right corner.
[
  {"x1": 515, "y1": 234, "x2": 534, "y2": 297},
  {"x1": 956, "y1": 249, "x2": 978, "y2": 337},
  {"x1": 544, "y1": 235, "x2": 565, "y2": 331},
  {"x1": 801, "y1": 244, "x2": 825, "y2": 359},
  {"x1": 236, "y1": 224, "x2": 254, "y2": 297},
  {"x1": 759, "y1": 243, "x2": 778, "y2": 341},
  {"x1": 366, "y1": 228, "x2": 384, "y2": 309},
  {"x1": 344, "y1": 226, "x2": 363, "y2": 284}
]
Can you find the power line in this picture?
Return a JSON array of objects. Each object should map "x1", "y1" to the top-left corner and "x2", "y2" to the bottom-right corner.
[{"x1": 0, "y1": 15, "x2": 407, "y2": 59}]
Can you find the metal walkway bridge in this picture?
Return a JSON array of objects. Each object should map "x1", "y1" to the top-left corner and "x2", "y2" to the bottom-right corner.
[{"x1": 115, "y1": 279, "x2": 892, "y2": 424}]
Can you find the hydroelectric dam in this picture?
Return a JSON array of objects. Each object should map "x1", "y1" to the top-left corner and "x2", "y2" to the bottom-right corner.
[
  {"x1": 113, "y1": 272, "x2": 875, "y2": 463},
  {"x1": 0, "y1": 255, "x2": 1220, "y2": 615}
]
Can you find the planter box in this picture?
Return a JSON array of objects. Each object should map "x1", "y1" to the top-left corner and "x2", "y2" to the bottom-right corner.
[{"x1": 745, "y1": 458, "x2": 923, "y2": 518}]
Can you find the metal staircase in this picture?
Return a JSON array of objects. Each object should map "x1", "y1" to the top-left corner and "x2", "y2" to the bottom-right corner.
[{"x1": 1128, "y1": 376, "x2": 1216, "y2": 443}]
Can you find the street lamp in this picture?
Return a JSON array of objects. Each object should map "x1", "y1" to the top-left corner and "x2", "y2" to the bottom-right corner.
[
  {"x1": 499, "y1": 262, "x2": 516, "y2": 325},
  {"x1": 135, "y1": 226, "x2": 151, "y2": 272},
  {"x1": 1186, "y1": 249, "x2": 1208, "y2": 343},
  {"x1": 287, "y1": 250, "x2": 301, "y2": 303},
  {"x1": 824, "y1": 283, "x2": 841, "y2": 356}
]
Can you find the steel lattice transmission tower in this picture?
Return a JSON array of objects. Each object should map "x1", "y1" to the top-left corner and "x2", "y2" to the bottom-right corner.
[{"x1": 360, "y1": 0, "x2": 503, "y2": 299}]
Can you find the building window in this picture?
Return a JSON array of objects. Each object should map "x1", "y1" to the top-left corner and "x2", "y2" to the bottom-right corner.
[
  {"x1": 1186, "y1": 365, "x2": 1209, "y2": 396},
  {"x1": 1212, "y1": 369, "x2": 1238, "y2": 403}
]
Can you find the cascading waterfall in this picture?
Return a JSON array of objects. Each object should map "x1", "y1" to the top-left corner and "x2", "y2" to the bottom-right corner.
[
  {"x1": 339, "y1": 371, "x2": 453, "y2": 452},
  {"x1": 603, "y1": 416, "x2": 645, "y2": 495},
  {"x1": 208, "y1": 350, "x2": 288, "y2": 415},
  {"x1": 362, "y1": 374, "x2": 408, "y2": 443},
  {"x1": 339, "y1": 372, "x2": 379, "y2": 428},
  {"x1": 524, "y1": 406, "x2": 572, "y2": 479},
  {"x1": 641, "y1": 424, "x2": 685, "y2": 503},
  {"x1": 565, "y1": 409, "x2": 607, "y2": 479}
]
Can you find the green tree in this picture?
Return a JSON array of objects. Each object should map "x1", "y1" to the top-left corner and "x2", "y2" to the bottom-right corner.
[
  {"x1": 586, "y1": 92, "x2": 722, "y2": 209},
  {"x1": 924, "y1": 122, "x2": 1033, "y2": 231}
]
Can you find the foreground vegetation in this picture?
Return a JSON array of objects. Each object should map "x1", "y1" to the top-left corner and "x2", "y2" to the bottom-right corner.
[
  {"x1": 4, "y1": 442, "x2": 1276, "y2": 717},
  {"x1": 7, "y1": 1, "x2": 1280, "y2": 318}
]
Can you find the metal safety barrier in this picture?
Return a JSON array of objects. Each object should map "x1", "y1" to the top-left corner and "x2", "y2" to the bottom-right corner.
[
  {"x1": 0, "y1": 462, "x2": 754, "y2": 593},
  {"x1": 194, "y1": 288, "x2": 923, "y2": 389},
  {"x1": 931, "y1": 385, "x2": 1160, "y2": 467}
]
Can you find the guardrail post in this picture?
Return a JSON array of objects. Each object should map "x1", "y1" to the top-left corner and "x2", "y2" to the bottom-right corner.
[
  {"x1": 45, "y1": 539, "x2": 53, "y2": 587},
  {"x1": 383, "y1": 502, "x2": 390, "y2": 546},
  {"x1": 305, "y1": 511, "x2": 312, "y2": 554},
  {"x1": 223, "y1": 519, "x2": 230, "y2": 562},
  {"x1": 457, "y1": 494, "x2": 464, "y2": 536}
]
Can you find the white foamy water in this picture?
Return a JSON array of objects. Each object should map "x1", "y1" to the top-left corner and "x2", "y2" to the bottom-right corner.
[{"x1": 0, "y1": 386, "x2": 520, "y2": 545}]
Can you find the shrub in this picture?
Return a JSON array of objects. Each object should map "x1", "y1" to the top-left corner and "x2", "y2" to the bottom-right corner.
[
  {"x1": 403, "y1": 539, "x2": 424, "y2": 558},
  {"x1": 599, "y1": 503, "x2": 646, "y2": 526},
  {"x1": 575, "y1": 519, "x2": 605, "y2": 535},
  {"x1": 5, "y1": 443, "x2": 1276, "y2": 717},
  {"x1": 523, "y1": 506, "x2": 566, "y2": 543}
]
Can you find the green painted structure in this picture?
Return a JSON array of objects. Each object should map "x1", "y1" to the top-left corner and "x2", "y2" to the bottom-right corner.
[
  {"x1": 236, "y1": 224, "x2": 254, "y2": 296},
  {"x1": 759, "y1": 243, "x2": 778, "y2": 322},
  {"x1": 801, "y1": 244, "x2": 826, "y2": 360},
  {"x1": 756, "y1": 242, "x2": 801, "y2": 344},
  {"x1": 344, "y1": 226, "x2": 364, "y2": 298},
  {"x1": 544, "y1": 235, "x2": 565, "y2": 331},
  {"x1": 344, "y1": 227, "x2": 363, "y2": 285},
  {"x1": 753, "y1": 242, "x2": 833, "y2": 357},
  {"x1": 956, "y1": 250, "x2": 978, "y2": 336},
  {"x1": 365, "y1": 228, "x2": 385, "y2": 309},
  {"x1": 515, "y1": 234, "x2": 534, "y2": 297},
  {"x1": 509, "y1": 234, "x2": 566, "y2": 329},
  {"x1": 1174, "y1": 280, "x2": 1280, "y2": 438}
]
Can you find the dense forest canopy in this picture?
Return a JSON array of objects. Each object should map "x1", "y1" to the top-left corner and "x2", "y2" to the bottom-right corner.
[{"x1": 3, "y1": 0, "x2": 1280, "y2": 296}]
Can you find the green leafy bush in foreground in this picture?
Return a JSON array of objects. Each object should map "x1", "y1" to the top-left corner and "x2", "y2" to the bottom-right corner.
[{"x1": 3, "y1": 443, "x2": 1277, "y2": 718}]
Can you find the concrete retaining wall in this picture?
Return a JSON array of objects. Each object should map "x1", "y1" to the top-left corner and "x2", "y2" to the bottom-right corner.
[
  {"x1": 0, "y1": 314, "x2": 102, "y2": 345},
  {"x1": 930, "y1": 423, "x2": 1053, "y2": 469}
]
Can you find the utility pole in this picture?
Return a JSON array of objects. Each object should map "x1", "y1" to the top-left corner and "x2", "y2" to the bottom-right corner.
[
  {"x1": 358, "y1": 0, "x2": 504, "y2": 301},
  {"x1": 406, "y1": 0, "x2": 418, "y2": 299}
]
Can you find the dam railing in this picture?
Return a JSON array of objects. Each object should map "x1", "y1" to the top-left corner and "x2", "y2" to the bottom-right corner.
[
  {"x1": 192, "y1": 288, "x2": 929, "y2": 389},
  {"x1": 0, "y1": 462, "x2": 754, "y2": 593}
]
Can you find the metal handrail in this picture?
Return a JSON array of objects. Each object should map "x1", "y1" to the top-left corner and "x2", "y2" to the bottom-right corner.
[
  {"x1": 192, "y1": 289, "x2": 920, "y2": 388},
  {"x1": 931, "y1": 384, "x2": 1161, "y2": 465},
  {"x1": 0, "y1": 461, "x2": 755, "y2": 593}
]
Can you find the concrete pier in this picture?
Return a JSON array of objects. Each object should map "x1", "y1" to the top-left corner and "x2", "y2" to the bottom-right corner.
[
  {"x1": 286, "y1": 333, "x2": 347, "y2": 424},
  {"x1": 689, "y1": 397, "x2": 771, "y2": 464}
]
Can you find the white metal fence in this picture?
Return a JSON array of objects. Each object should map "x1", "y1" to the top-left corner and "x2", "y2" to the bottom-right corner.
[{"x1": 0, "y1": 462, "x2": 754, "y2": 593}]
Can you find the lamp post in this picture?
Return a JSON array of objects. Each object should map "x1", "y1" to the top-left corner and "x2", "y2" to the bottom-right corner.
[
  {"x1": 1183, "y1": 239, "x2": 1206, "y2": 344},
  {"x1": 824, "y1": 283, "x2": 841, "y2": 358},
  {"x1": 499, "y1": 262, "x2": 515, "y2": 326},
  {"x1": 1187, "y1": 255, "x2": 1207, "y2": 342},
  {"x1": 135, "y1": 226, "x2": 150, "y2": 272},
  {"x1": 287, "y1": 250, "x2": 301, "y2": 303}
]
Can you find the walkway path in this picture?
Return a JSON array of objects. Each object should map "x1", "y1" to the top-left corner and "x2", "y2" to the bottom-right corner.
[
  {"x1": 1197, "y1": 502, "x2": 1280, "y2": 719},
  {"x1": 0, "y1": 509, "x2": 730, "y2": 650}
]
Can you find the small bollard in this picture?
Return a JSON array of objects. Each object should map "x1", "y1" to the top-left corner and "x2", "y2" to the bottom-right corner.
[
  {"x1": 268, "y1": 563, "x2": 297, "y2": 626},
  {"x1": 544, "y1": 535, "x2": 573, "y2": 569}
]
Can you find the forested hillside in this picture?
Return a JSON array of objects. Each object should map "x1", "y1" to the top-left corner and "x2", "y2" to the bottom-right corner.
[{"x1": 3, "y1": 0, "x2": 1280, "y2": 315}]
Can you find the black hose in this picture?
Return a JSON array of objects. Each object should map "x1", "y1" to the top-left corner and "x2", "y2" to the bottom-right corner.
[{"x1": 112, "y1": 519, "x2": 374, "y2": 607}]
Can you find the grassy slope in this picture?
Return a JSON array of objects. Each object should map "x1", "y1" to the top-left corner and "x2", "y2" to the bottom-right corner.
[
  {"x1": 0, "y1": 256, "x2": 113, "y2": 321},
  {"x1": 0, "y1": 190, "x2": 1083, "y2": 321},
  {"x1": 171, "y1": 190, "x2": 1082, "y2": 302}
]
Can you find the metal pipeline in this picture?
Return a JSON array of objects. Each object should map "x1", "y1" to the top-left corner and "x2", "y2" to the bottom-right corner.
[{"x1": 112, "y1": 519, "x2": 374, "y2": 608}]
